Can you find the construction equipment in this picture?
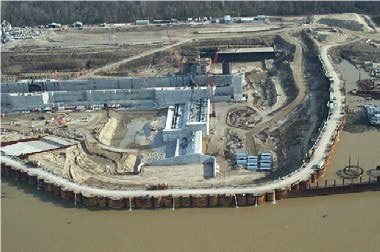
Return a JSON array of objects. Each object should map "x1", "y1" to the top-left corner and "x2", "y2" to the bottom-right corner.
[
  {"x1": 150, "y1": 121, "x2": 158, "y2": 132},
  {"x1": 209, "y1": 48, "x2": 220, "y2": 117}
]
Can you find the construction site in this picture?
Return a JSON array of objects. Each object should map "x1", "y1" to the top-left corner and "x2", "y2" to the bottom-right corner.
[{"x1": 1, "y1": 12, "x2": 380, "y2": 208}]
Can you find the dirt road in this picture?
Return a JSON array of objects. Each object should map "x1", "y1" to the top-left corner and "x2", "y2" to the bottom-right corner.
[
  {"x1": 245, "y1": 32, "x2": 307, "y2": 154},
  {"x1": 79, "y1": 39, "x2": 192, "y2": 79}
]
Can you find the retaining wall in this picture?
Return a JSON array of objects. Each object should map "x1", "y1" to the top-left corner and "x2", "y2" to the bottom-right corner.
[{"x1": 2, "y1": 162, "x2": 379, "y2": 210}]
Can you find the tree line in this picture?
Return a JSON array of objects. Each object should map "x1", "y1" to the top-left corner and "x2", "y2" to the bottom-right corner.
[{"x1": 2, "y1": 1, "x2": 380, "y2": 26}]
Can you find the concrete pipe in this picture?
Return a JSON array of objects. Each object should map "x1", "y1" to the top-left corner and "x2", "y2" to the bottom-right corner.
[
  {"x1": 256, "y1": 195, "x2": 266, "y2": 205},
  {"x1": 265, "y1": 191, "x2": 276, "y2": 203},
  {"x1": 44, "y1": 181, "x2": 55, "y2": 192},
  {"x1": 163, "y1": 196, "x2": 180, "y2": 208},
  {"x1": 237, "y1": 194, "x2": 247, "y2": 206},
  {"x1": 97, "y1": 196, "x2": 107, "y2": 207},
  {"x1": 191, "y1": 195, "x2": 209, "y2": 207},
  {"x1": 218, "y1": 194, "x2": 233, "y2": 207},
  {"x1": 27, "y1": 174, "x2": 38, "y2": 185},
  {"x1": 53, "y1": 184, "x2": 61, "y2": 196},
  {"x1": 125, "y1": 197, "x2": 136, "y2": 209},
  {"x1": 180, "y1": 195, "x2": 191, "y2": 207},
  {"x1": 10, "y1": 166, "x2": 17, "y2": 178},
  {"x1": 208, "y1": 195, "x2": 219, "y2": 207},
  {"x1": 0, "y1": 163, "x2": 6, "y2": 174},
  {"x1": 107, "y1": 197, "x2": 125, "y2": 209},
  {"x1": 37, "y1": 178, "x2": 45, "y2": 190},
  {"x1": 61, "y1": 189, "x2": 74, "y2": 200},
  {"x1": 15, "y1": 169, "x2": 23, "y2": 180},
  {"x1": 300, "y1": 180, "x2": 311, "y2": 190},
  {"x1": 246, "y1": 194, "x2": 256, "y2": 205},
  {"x1": 275, "y1": 188, "x2": 288, "y2": 200},
  {"x1": 3, "y1": 164, "x2": 11, "y2": 175},
  {"x1": 291, "y1": 183, "x2": 300, "y2": 191},
  {"x1": 163, "y1": 196, "x2": 172, "y2": 207},
  {"x1": 19, "y1": 170, "x2": 28, "y2": 182},
  {"x1": 81, "y1": 193, "x2": 98, "y2": 207},
  {"x1": 153, "y1": 196, "x2": 163, "y2": 208},
  {"x1": 73, "y1": 191, "x2": 82, "y2": 205},
  {"x1": 311, "y1": 173, "x2": 317, "y2": 184},
  {"x1": 135, "y1": 197, "x2": 153, "y2": 209}
]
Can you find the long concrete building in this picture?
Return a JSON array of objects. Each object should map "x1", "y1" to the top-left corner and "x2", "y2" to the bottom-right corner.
[{"x1": 1, "y1": 74, "x2": 243, "y2": 112}]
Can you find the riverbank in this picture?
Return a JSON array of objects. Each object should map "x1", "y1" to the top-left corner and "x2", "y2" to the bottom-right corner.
[{"x1": 2, "y1": 178, "x2": 379, "y2": 252}]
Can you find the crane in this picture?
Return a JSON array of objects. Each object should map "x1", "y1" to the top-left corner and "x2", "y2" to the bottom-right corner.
[
  {"x1": 209, "y1": 48, "x2": 220, "y2": 117},
  {"x1": 166, "y1": 30, "x2": 183, "y2": 73}
]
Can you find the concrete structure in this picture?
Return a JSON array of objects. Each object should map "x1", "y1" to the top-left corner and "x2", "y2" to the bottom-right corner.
[
  {"x1": 1, "y1": 136, "x2": 73, "y2": 157},
  {"x1": 1, "y1": 74, "x2": 243, "y2": 178},
  {"x1": 135, "y1": 20, "x2": 149, "y2": 25},
  {"x1": 1, "y1": 74, "x2": 243, "y2": 112},
  {"x1": 200, "y1": 47, "x2": 276, "y2": 62},
  {"x1": 163, "y1": 99, "x2": 209, "y2": 140}
]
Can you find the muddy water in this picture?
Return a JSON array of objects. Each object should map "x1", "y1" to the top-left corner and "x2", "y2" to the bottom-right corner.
[
  {"x1": 2, "y1": 178, "x2": 380, "y2": 252},
  {"x1": 320, "y1": 60, "x2": 380, "y2": 181},
  {"x1": 324, "y1": 130, "x2": 380, "y2": 181}
]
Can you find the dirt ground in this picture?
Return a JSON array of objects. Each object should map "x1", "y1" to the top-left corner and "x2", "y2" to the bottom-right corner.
[
  {"x1": 1, "y1": 23, "x2": 278, "y2": 81},
  {"x1": 314, "y1": 13, "x2": 374, "y2": 32},
  {"x1": 2, "y1": 13, "x2": 378, "y2": 189}
]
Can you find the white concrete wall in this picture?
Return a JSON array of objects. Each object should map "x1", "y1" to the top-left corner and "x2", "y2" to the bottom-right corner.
[
  {"x1": 1, "y1": 74, "x2": 243, "y2": 112},
  {"x1": 1, "y1": 93, "x2": 46, "y2": 111}
]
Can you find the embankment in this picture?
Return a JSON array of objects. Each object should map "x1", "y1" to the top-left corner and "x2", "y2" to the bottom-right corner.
[{"x1": 2, "y1": 162, "x2": 379, "y2": 209}]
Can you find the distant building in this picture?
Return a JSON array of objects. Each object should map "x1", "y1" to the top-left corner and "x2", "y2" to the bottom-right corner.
[
  {"x1": 135, "y1": 20, "x2": 149, "y2": 25},
  {"x1": 238, "y1": 17, "x2": 254, "y2": 23},
  {"x1": 256, "y1": 15, "x2": 267, "y2": 21},
  {"x1": 224, "y1": 15, "x2": 231, "y2": 24},
  {"x1": 47, "y1": 22, "x2": 61, "y2": 28},
  {"x1": 73, "y1": 21, "x2": 83, "y2": 28}
]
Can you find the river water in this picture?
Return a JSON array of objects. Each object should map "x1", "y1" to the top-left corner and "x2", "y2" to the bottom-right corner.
[
  {"x1": 2, "y1": 61, "x2": 380, "y2": 252},
  {"x1": 2, "y1": 178, "x2": 380, "y2": 252}
]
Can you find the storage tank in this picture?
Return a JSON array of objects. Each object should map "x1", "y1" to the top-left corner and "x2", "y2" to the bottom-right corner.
[{"x1": 222, "y1": 61, "x2": 232, "y2": 75}]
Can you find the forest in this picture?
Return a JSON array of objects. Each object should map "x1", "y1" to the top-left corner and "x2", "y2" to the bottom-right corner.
[{"x1": 2, "y1": 1, "x2": 380, "y2": 26}]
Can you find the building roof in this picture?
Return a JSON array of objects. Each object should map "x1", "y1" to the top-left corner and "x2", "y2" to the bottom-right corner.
[
  {"x1": 222, "y1": 47, "x2": 275, "y2": 54},
  {"x1": 1, "y1": 136, "x2": 73, "y2": 156}
]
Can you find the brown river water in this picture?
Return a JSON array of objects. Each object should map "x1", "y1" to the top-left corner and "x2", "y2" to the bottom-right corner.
[
  {"x1": 1, "y1": 179, "x2": 380, "y2": 252},
  {"x1": 1, "y1": 61, "x2": 380, "y2": 252}
]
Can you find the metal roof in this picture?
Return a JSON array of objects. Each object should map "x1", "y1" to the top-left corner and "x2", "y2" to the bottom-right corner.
[
  {"x1": 2, "y1": 137, "x2": 73, "y2": 156},
  {"x1": 222, "y1": 47, "x2": 275, "y2": 54}
]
